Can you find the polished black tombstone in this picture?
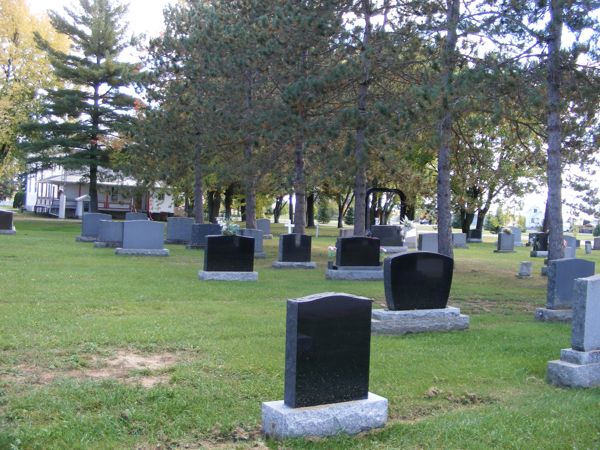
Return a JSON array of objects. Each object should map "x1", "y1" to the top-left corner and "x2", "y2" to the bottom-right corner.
[
  {"x1": 467, "y1": 229, "x2": 482, "y2": 241},
  {"x1": 189, "y1": 223, "x2": 222, "y2": 249},
  {"x1": 279, "y1": 234, "x2": 311, "y2": 262},
  {"x1": 0, "y1": 210, "x2": 14, "y2": 230},
  {"x1": 204, "y1": 235, "x2": 254, "y2": 272},
  {"x1": 383, "y1": 252, "x2": 454, "y2": 310},
  {"x1": 530, "y1": 232, "x2": 548, "y2": 251},
  {"x1": 335, "y1": 237, "x2": 380, "y2": 267},
  {"x1": 370, "y1": 225, "x2": 403, "y2": 246},
  {"x1": 284, "y1": 293, "x2": 372, "y2": 408}
]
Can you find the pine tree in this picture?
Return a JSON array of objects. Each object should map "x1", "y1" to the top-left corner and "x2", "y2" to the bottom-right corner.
[{"x1": 20, "y1": 0, "x2": 136, "y2": 212}]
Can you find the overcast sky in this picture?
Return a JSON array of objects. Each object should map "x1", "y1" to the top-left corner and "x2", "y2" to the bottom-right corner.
[{"x1": 27, "y1": 0, "x2": 173, "y2": 37}]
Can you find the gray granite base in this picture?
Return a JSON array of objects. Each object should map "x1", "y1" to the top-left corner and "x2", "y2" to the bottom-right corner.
[
  {"x1": 371, "y1": 307, "x2": 469, "y2": 335},
  {"x1": 0, "y1": 228, "x2": 16, "y2": 235},
  {"x1": 76, "y1": 235, "x2": 97, "y2": 242},
  {"x1": 467, "y1": 239, "x2": 482, "y2": 243},
  {"x1": 198, "y1": 271, "x2": 258, "y2": 281},
  {"x1": 262, "y1": 392, "x2": 388, "y2": 439},
  {"x1": 535, "y1": 307, "x2": 572, "y2": 322},
  {"x1": 531, "y1": 251, "x2": 548, "y2": 257},
  {"x1": 494, "y1": 250, "x2": 516, "y2": 253},
  {"x1": 325, "y1": 269, "x2": 384, "y2": 280},
  {"x1": 115, "y1": 248, "x2": 170, "y2": 256},
  {"x1": 547, "y1": 350, "x2": 600, "y2": 388},
  {"x1": 94, "y1": 241, "x2": 121, "y2": 248},
  {"x1": 272, "y1": 261, "x2": 317, "y2": 269}
]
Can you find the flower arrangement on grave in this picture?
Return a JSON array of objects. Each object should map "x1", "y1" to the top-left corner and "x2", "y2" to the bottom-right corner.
[
  {"x1": 399, "y1": 216, "x2": 413, "y2": 238},
  {"x1": 222, "y1": 221, "x2": 240, "y2": 236},
  {"x1": 327, "y1": 245, "x2": 336, "y2": 259}
]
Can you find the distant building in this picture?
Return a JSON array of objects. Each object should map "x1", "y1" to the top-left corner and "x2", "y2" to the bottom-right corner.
[
  {"x1": 25, "y1": 166, "x2": 174, "y2": 218},
  {"x1": 525, "y1": 206, "x2": 544, "y2": 230}
]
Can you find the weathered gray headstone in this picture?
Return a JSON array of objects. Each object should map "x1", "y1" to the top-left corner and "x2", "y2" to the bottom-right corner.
[
  {"x1": 418, "y1": 233, "x2": 438, "y2": 253},
  {"x1": 187, "y1": 223, "x2": 222, "y2": 249},
  {"x1": 547, "y1": 274, "x2": 600, "y2": 387},
  {"x1": 510, "y1": 227, "x2": 523, "y2": 246},
  {"x1": 495, "y1": 232, "x2": 515, "y2": 253},
  {"x1": 564, "y1": 235, "x2": 577, "y2": 250},
  {"x1": 564, "y1": 246, "x2": 577, "y2": 259},
  {"x1": 77, "y1": 213, "x2": 111, "y2": 241},
  {"x1": 339, "y1": 229, "x2": 354, "y2": 238},
  {"x1": 116, "y1": 220, "x2": 169, "y2": 256},
  {"x1": 0, "y1": 210, "x2": 16, "y2": 234},
  {"x1": 452, "y1": 233, "x2": 468, "y2": 248},
  {"x1": 94, "y1": 220, "x2": 124, "y2": 248},
  {"x1": 239, "y1": 228, "x2": 266, "y2": 258},
  {"x1": 594, "y1": 237, "x2": 600, "y2": 250},
  {"x1": 125, "y1": 212, "x2": 148, "y2": 221},
  {"x1": 256, "y1": 219, "x2": 273, "y2": 239},
  {"x1": 517, "y1": 261, "x2": 532, "y2": 278},
  {"x1": 546, "y1": 258, "x2": 595, "y2": 310},
  {"x1": 585, "y1": 241, "x2": 592, "y2": 254},
  {"x1": 166, "y1": 217, "x2": 193, "y2": 244},
  {"x1": 371, "y1": 225, "x2": 403, "y2": 247}
]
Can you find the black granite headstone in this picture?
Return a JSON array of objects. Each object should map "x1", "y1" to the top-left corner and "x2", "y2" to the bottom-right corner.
[
  {"x1": 204, "y1": 235, "x2": 254, "y2": 272},
  {"x1": 370, "y1": 225, "x2": 403, "y2": 246},
  {"x1": 383, "y1": 252, "x2": 454, "y2": 310},
  {"x1": 189, "y1": 223, "x2": 222, "y2": 248},
  {"x1": 530, "y1": 232, "x2": 548, "y2": 251},
  {"x1": 284, "y1": 293, "x2": 372, "y2": 408},
  {"x1": 335, "y1": 237, "x2": 380, "y2": 267},
  {"x1": 279, "y1": 234, "x2": 311, "y2": 262},
  {"x1": 467, "y1": 229, "x2": 482, "y2": 241},
  {"x1": 0, "y1": 210, "x2": 14, "y2": 230}
]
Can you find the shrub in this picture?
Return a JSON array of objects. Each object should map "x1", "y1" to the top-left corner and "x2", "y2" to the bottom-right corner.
[
  {"x1": 13, "y1": 191, "x2": 25, "y2": 209},
  {"x1": 344, "y1": 206, "x2": 354, "y2": 225},
  {"x1": 593, "y1": 223, "x2": 600, "y2": 237}
]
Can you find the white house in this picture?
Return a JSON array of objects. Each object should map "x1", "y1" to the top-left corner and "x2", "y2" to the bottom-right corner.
[
  {"x1": 525, "y1": 206, "x2": 544, "y2": 230},
  {"x1": 25, "y1": 166, "x2": 174, "y2": 218}
]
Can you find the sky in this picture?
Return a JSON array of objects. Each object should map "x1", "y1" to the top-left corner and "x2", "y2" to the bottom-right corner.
[{"x1": 27, "y1": 0, "x2": 173, "y2": 37}]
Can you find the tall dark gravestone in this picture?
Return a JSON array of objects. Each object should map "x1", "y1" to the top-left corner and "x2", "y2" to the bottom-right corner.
[
  {"x1": 383, "y1": 252, "x2": 453, "y2": 311},
  {"x1": 0, "y1": 210, "x2": 15, "y2": 234},
  {"x1": 204, "y1": 235, "x2": 254, "y2": 272},
  {"x1": 370, "y1": 225, "x2": 403, "y2": 247},
  {"x1": 467, "y1": 229, "x2": 482, "y2": 243},
  {"x1": 284, "y1": 293, "x2": 372, "y2": 408},
  {"x1": 262, "y1": 293, "x2": 388, "y2": 439},
  {"x1": 335, "y1": 237, "x2": 380, "y2": 268},
  {"x1": 279, "y1": 234, "x2": 311, "y2": 262}
]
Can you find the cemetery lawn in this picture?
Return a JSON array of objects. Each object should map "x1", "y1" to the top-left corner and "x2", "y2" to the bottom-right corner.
[{"x1": 1, "y1": 216, "x2": 600, "y2": 449}]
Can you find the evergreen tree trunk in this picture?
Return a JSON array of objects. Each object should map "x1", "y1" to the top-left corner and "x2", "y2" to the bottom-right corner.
[
  {"x1": 244, "y1": 142, "x2": 256, "y2": 229},
  {"x1": 224, "y1": 184, "x2": 233, "y2": 220},
  {"x1": 337, "y1": 195, "x2": 344, "y2": 228},
  {"x1": 546, "y1": 0, "x2": 564, "y2": 261},
  {"x1": 436, "y1": 0, "x2": 459, "y2": 259},
  {"x1": 212, "y1": 191, "x2": 221, "y2": 223},
  {"x1": 288, "y1": 191, "x2": 294, "y2": 222},
  {"x1": 89, "y1": 159, "x2": 98, "y2": 213},
  {"x1": 293, "y1": 139, "x2": 306, "y2": 234},
  {"x1": 306, "y1": 192, "x2": 315, "y2": 228},
  {"x1": 273, "y1": 195, "x2": 285, "y2": 223},
  {"x1": 353, "y1": 0, "x2": 372, "y2": 237},
  {"x1": 193, "y1": 145, "x2": 204, "y2": 223}
]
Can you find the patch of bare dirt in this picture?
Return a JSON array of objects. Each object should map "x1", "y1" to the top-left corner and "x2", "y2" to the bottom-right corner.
[{"x1": 2, "y1": 350, "x2": 179, "y2": 388}]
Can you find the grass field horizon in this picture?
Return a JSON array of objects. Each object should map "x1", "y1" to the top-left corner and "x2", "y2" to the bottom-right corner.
[{"x1": 1, "y1": 213, "x2": 600, "y2": 449}]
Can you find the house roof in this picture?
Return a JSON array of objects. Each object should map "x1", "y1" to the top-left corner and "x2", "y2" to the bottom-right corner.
[{"x1": 38, "y1": 170, "x2": 164, "y2": 189}]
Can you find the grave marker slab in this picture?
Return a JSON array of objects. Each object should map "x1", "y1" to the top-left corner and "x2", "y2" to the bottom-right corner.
[
  {"x1": 239, "y1": 228, "x2": 266, "y2": 258},
  {"x1": 199, "y1": 235, "x2": 257, "y2": 281},
  {"x1": 418, "y1": 233, "x2": 438, "y2": 253},
  {"x1": 261, "y1": 292, "x2": 387, "y2": 439},
  {"x1": 166, "y1": 217, "x2": 193, "y2": 244},
  {"x1": 517, "y1": 261, "x2": 533, "y2": 278},
  {"x1": 326, "y1": 237, "x2": 382, "y2": 280},
  {"x1": 256, "y1": 218, "x2": 273, "y2": 239},
  {"x1": 452, "y1": 233, "x2": 468, "y2": 248},
  {"x1": 585, "y1": 241, "x2": 592, "y2": 254},
  {"x1": 94, "y1": 220, "x2": 124, "y2": 248},
  {"x1": 187, "y1": 223, "x2": 222, "y2": 249},
  {"x1": 547, "y1": 274, "x2": 600, "y2": 387},
  {"x1": 77, "y1": 213, "x2": 111, "y2": 241},
  {"x1": 272, "y1": 234, "x2": 315, "y2": 269},
  {"x1": 370, "y1": 225, "x2": 403, "y2": 247},
  {"x1": 0, "y1": 210, "x2": 16, "y2": 234},
  {"x1": 116, "y1": 220, "x2": 169, "y2": 256},
  {"x1": 510, "y1": 227, "x2": 523, "y2": 246},
  {"x1": 467, "y1": 229, "x2": 482, "y2": 243},
  {"x1": 594, "y1": 237, "x2": 600, "y2": 250},
  {"x1": 495, "y1": 232, "x2": 515, "y2": 253}
]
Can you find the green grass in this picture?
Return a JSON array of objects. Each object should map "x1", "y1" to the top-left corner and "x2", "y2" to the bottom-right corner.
[{"x1": 1, "y1": 215, "x2": 600, "y2": 449}]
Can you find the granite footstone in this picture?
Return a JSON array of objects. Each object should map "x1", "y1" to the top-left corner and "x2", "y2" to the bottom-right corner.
[
  {"x1": 198, "y1": 271, "x2": 257, "y2": 281},
  {"x1": 371, "y1": 307, "x2": 469, "y2": 335}
]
